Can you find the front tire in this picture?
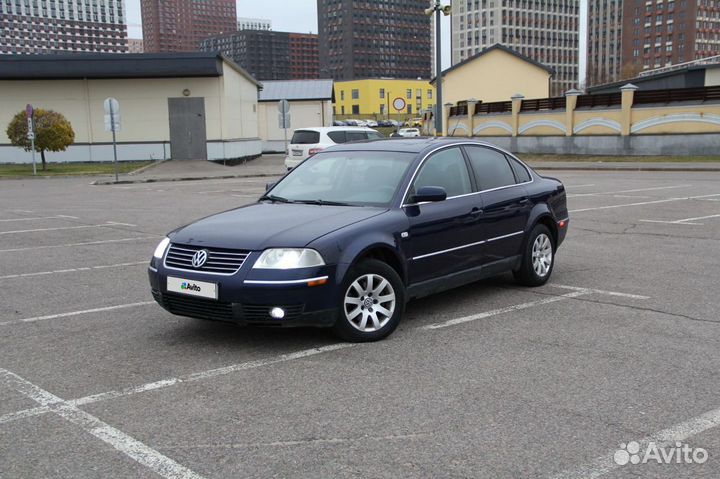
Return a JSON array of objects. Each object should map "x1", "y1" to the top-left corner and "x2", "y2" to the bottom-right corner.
[
  {"x1": 332, "y1": 259, "x2": 405, "y2": 342},
  {"x1": 514, "y1": 224, "x2": 555, "y2": 286}
]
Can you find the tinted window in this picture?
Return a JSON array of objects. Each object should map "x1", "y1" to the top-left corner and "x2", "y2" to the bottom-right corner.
[
  {"x1": 291, "y1": 130, "x2": 320, "y2": 144},
  {"x1": 412, "y1": 147, "x2": 472, "y2": 198},
  {"x1": 346, "y1": 131, "x2": 367, "y2": 142},
  {"x1": 367, "y1": 131, "x2": 385, "y2": 140},
  {"x1": 465, "y1": 146, "x2": 516, "y2": 190},
  {"x1": 507, "y1": 156, "x2": 532, "y2": 183},
  {"x1": 327, "y1": 131, "x2": 347, "y2": 143}
]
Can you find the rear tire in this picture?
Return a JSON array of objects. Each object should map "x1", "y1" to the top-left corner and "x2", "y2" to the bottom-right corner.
[
  {"x1": 513, "y1": 224, "x2": 555, "y2": 286},
  {"x1": 332, "y1": 259, "x2": 405, "y2": 342}
]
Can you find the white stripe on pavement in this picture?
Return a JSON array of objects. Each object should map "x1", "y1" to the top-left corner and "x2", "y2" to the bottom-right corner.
[
  {"x1": 0, "y1": 223, "x2": 121, "y2": 235},
  {"x1": 0, "y1": 261, "x2": 147, "y2": 280},
  {"x1": 568, "y1": 184, "x2": 693, "y2": 198},
  {"x1": 423, "y1": 291, "x2": 589, "y2": 330},
  {"x1": 0, "y1": 301, "x2": 155, "y2": 327},
  {"x1": 0, "y1": 215, "x2": 79, "y2": 222},
  {"x1": 552, "y1": 284, "x2": 650, "y2": 300},
  {"x1": 0, "y1": 369, "x2": 206, "y2": 479},
  {"x1": 551, "y1": 406, "x2": 720, "y2": 479},
  {"x1": 0, "y1": 236, "x2": 159, "y2": 253},
  {"x1": 570, "y1": 193, "x2": 720, "y2": 213}
]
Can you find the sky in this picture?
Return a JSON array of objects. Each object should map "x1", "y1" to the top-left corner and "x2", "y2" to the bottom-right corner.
[{"x1": 125, "y1": 0, "x2": 584, "y2": 83}]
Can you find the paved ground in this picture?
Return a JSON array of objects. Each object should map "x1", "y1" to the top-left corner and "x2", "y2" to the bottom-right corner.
[{"x1": 0, "y1": 169, "x2": 719, "y2": 478}]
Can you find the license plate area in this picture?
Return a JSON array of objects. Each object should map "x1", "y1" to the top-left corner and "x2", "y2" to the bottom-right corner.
[
  {"x1": 292, "y1": 149, "x2": 303, "y2": 156},
  {"x1": 167, "y1": 276, "x2": 218, "y2": 300}
]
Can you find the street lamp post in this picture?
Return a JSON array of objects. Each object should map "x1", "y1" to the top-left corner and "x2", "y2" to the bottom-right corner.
[{"x1": 426, "y1": 1, "x2": 451, "y2": 136}]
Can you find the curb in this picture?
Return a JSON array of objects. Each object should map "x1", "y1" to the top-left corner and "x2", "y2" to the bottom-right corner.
[
  {"x1": 91, "y1": 172, "x2": 282, "y2": 185},
  {"x1": 126, "y1": 159, "x2": 170, "y2": 176}
]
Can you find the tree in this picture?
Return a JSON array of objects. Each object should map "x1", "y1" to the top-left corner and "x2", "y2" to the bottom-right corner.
[{"x1": 6, "y1": 109, "x2": 75, "y2": 171}]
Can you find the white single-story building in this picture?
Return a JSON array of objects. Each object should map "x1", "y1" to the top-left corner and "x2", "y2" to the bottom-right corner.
[
  {"x1": 0, "y1": 52, "x2": 262, "y2": 163},
  {"x1": 257, "y1": 79, "x2": 334, "y2": 152}
]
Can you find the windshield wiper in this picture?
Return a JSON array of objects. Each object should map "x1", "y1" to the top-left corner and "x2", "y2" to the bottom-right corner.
[
  {"x1": 258, "y1": 194, "x2": 295, "y2": 203},
  {"x1": 295, "y1": 199, "x2": 355, "y2": 206}
]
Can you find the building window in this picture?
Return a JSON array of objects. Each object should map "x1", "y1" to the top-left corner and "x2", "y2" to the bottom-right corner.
[
  {"x1": 379, "y1": 88, "x2": 385, "y2": 99},
  {"x1": 427, "y1": 89, "x2": 433, "y2": 99},
  {"x1": 351, "y1": 89, "x2": 359, "y2": 100},
  {"x1": 380, "y1": 104, "x2": 386, "y2": 114},
  {"x1": 408, "y1": 105, "x2": 413, "y2": 114},
  {"x1": 352, "y1": 105, "x2": 360, "y2": 114},
  {"x1": 406, "y1": 89, "x2": 412, "y2": 99},
  {"x1": 341, "y1": 105, "x2": 345, "y2": 115},
  {"x1": 340, "y1": 90, "x2": 345, "y2": 101}
]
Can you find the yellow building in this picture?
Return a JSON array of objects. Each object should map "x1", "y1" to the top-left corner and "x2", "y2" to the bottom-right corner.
[
  {"x1": 432, "y1": 44, "x2": 553, "y2": 107},
  {"x1": 333, "y1": 78, "x2": 435, "y2": 117}
]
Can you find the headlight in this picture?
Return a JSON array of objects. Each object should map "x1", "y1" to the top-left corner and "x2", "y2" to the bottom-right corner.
[
  {"x1": 253, "y1": 248, "x2": 325, "y2": 269},
  {"x1": 153, "y1": 237, "x2": 170, "y2": 259}
]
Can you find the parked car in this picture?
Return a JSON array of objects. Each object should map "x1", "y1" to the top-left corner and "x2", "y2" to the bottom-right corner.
[
  {"x1": 149, "y1": 138, "x2": 569, "y2": 342},
  {"x1": 333, "y1": 120, "x2": 347, "y2": 126},
  {"x1": 283, "y1": 127, "x2": 384, "y2": 170},
  {"x1": 405, "y1": 118, "x2": 423, "y2": 127},
  {"x1": 377, "y1": 119, "x2": 394, "y2": 127},
  {"x1": 397, "y1": 128, "x2": 421, "y2": 137},
  {"x1": 365, "y1": 119, "x2": 379, "y2": 127}
]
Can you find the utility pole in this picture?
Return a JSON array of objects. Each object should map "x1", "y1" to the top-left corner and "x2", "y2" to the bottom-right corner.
[{"x1": 426, "y1": 1, "x2": 451, "y2": 136}]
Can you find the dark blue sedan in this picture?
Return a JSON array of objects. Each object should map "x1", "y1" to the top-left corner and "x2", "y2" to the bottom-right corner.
[{"x1": 149, "y1": 138, "x2": 568, "y2": 341}]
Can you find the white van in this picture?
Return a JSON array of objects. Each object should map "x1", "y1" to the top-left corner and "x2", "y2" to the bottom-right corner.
[{"x1": 285, "y1": 127, "x2": 384, "y2": 170}]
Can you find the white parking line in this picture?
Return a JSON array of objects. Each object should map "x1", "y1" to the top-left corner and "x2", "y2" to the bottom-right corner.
[
  {"x1": 570, "y1": 193, "x2": 720, "y2": 213},
  {"x1": 0, "y1": 223, "x2": 131, "y2": 235},
  {"x1": 550, "y1": 406, "x2": 720, "y2": 479},
  {"x1": 568, "y1": 184, "x2": 693, "y2": 198},
  {"x1": 0, "y1": 215, "x2": 79, "y2": 223},
  {"x1": 423, "y1": 291, "x2": 589, "y2": 330},
  {"x1": 640, "y1": 213, "x2": 720, "y2": 226},
  {"x1": 0, "y1": 301, "x2": 155, "y2": 327},
  {"x1": 0, "y1": 368, "x2": 206, "y2": 479},
  {"x1": 0, "y1": 236, "x2": 159, "y2": 253},
  {"x1": 567, "y1": 184, "x2": 595, "y2": 188},
  {"x1": 551, "y1": 284, "x2": 650, "y2": 300},
  {"x1": 0, "y1": 261, "x2": 147, "y2": 280},
  {"x1": 0, "y1": 344, "x2": 355, "y2": 425}
]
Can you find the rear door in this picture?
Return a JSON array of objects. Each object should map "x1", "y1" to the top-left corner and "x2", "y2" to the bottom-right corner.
[
  {"x1": 463, "y1": 145, "x2": 532, "y2": 265},
  {"x1": 289, "y1": 129, "x2": 321, "y2": 160},
  {"x1": 404, "y1": 147, "x2": 482, "y2": 284}
]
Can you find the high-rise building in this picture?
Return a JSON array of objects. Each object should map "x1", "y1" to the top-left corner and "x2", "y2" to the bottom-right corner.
[
  {"x1": 128, "y1": 38, "x2": 144, "y2": 53},
  {"x1": 587, "y1": 0, "x2": 623, "y2": 86},
  {"x1": 620, "y1": 0, "x2": 720, "y2": 77},
  {"x1": 141, "y1": 0, "x2": 236, "y2": 52},
  {"x1": 0, "y1": 0, "x2": 128, "y2": 55},
  {"x1": 317, "y1": 0, "x2": 432, "y2": 80},
  {"x1": 450, "y1": 0, "x2": 580, "y2": 96},
  {"x1": 237, "y1": 17, "x2": 272, "y2": 31},
  {"x1": 201, "y1": 30, "x2": 320, "y2": 80}
]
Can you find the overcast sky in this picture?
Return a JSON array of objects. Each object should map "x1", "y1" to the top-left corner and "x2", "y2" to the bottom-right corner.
[{"x1": 125, "y1": 0, "x2": 584, "y2": 83}]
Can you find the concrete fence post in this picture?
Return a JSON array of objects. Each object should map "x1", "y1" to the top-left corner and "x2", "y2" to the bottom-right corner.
[
  {"x1": 443, "y1": 102, "x2": 454, "y2": 137},
  {"x1": 620, "y1": 83, "x2": 639, "y2": 136},
  {"x1": 510, "y1": 93, "x2": 524, "y2": 137},
  {"x1": 564, "y1": 89, "x2": 582, "y2": 137},
  {"x1": 466, "y1": 98, "x2": 478, "y2": 138}
]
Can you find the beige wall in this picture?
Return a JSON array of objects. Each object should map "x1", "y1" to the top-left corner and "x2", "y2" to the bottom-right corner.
[
  {"x1": 705, "y1": 68, "x2": 720, "y2": 87},
  {"x1": 440, "y1": 49, "x2": 551, "y2": 106},
  {"x1": 258, "y1": 99, "x2": 333, "y2": 146}
]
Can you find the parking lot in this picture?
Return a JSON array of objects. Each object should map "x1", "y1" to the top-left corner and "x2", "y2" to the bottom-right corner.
[{"x1": 1, "y1": 167, "x2": 719, "y2": 478}]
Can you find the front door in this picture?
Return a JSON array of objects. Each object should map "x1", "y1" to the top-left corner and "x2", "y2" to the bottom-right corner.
[
  {"x1": 168, "y1": 97, "x2": 207, "y2": 160},
  {"x1": 404, "y1": 147, "x2": 481, "y2": 284}
]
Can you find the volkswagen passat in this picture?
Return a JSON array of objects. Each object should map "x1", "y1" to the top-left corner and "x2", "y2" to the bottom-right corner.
[{"x1": 149, "y1": 138, "x2": 568, "y2": 342}]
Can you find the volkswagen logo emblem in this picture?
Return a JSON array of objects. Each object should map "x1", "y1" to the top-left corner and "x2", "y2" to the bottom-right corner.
[{"x1": 191, "y1": 250, "x2": 209, "y2": 268}]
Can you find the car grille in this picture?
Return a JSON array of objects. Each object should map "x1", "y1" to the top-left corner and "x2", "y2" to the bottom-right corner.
[
  {"x1": 242, "y1": 304, "x2": 304, "y2": 322},
  {"x1": 164, "y1": 243, "x2": 250, "y2": 274},
  {"x1": 155, "y1": 291, "x2": 235, "y2": 322}
]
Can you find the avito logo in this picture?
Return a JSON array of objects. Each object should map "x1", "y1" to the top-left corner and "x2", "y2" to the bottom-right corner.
[{"x1": 180, "y1": 282, "x2": 202, "y2": 292}]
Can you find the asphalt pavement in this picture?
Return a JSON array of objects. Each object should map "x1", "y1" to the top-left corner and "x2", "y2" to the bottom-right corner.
[{"x1": 0, "y1": 169, "x2": 719, "y2": 478}]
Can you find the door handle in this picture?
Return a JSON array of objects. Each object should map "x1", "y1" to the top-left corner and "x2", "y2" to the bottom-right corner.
[
  {"x1": 519, "y1": 198, "x2": 530, "y2": 205},
  {"x1": 470, "y1": 207, "x2": 484, "y2": 215},
  {"x1": 461, "y1": 207, "x2": 483, "y2": 223}
]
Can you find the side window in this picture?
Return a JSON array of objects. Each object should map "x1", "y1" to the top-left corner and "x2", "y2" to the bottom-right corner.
[
  {"x1": 506, "y1": 155, "x2": 532, "y2": 183},
  {"x1": 346, "y1": 131, "x2": 367, "y2": 142},
  {"x1": 367, "y1": 131, "x2": 385, "y2": 140},
  {"x1": 411, "y1": 148, "x2": 472, "y2": 199},
  {"x1": 327, "y1": 131, "x2": 347, "y2": 143},
  {"x1": 465, "y1": 146, "x2": 516, "y2": 190}
]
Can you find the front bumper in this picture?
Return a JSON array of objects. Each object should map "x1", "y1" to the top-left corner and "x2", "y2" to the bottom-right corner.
[{"x1": 148, "y1": 258, "x2": 340, "y2": 328}]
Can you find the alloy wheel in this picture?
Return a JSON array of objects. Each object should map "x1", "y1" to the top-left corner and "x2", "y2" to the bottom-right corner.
[
  {"x1": 344, "y1": 273, "x2": 396, "y2": 332},
  {"x1": 532, "y1": 233, "x2": 553, "y2": 277}
]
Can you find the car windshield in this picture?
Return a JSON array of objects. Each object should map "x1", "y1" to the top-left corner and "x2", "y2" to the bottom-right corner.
[{"x1": 266, "y1": 151, "x2": 416, "y2": 206}]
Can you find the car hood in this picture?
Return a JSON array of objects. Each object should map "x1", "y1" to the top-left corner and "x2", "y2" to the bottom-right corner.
[{"x1": 170, "y1": 203, "x2": 388, "y2": 250}]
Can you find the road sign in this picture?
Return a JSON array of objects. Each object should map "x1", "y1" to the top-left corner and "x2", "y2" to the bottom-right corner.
[
  {"x1": 104, "y1": 98, "x2": 121, "y2": 132},
  {"x1": 392, "y1": 97, "x2": 406, "y2": 112},
  {"x1": 277, "y1": 99, "x2": 290, "y2": 115},
  {"x1": 26, "y1": 118, "x2": 34, "y2": 140},
  {"x1": 26, "y1": 104, "x2": 33, "y2": 119},
  {"x1": 25, "y1": 104, "x2": 36, "y2": 175},
  {"x1": 104, "y1": 114, "x2": 122, "y2": 132},
  {"x1": 103, "y1": 97, "x2": 120, "y2": 114},
  {"x1": 278, "y1": 113, "x2": 291, "y2": 129}
]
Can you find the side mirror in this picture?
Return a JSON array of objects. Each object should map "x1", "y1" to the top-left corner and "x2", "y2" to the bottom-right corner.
[
  {"x1": 265, "y1": 181, "x2": 276, "y2": 192},
  {"x1": 411, "y1": 186, "x2": 447, "y2": 203}
]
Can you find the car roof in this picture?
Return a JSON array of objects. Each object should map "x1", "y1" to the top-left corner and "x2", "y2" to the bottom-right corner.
[
  {"x1": 324, "y1": 137, "x2": 506, "y2": 154},
  {"x1": 294, "y1": 126, "x2": 376, "y2": 133}
]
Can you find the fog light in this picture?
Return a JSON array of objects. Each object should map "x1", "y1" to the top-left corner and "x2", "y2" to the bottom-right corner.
[{"x1": 270, "y1": 307, "x2": 285, "y2": 319}]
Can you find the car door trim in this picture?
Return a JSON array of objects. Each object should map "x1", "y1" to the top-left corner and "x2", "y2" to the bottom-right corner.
[
  {"x1": 411, "y1": 230, "x2": 524, "y2": 261},
  {"x1": 401, "y1": 142, "x2": 534, "y2": 207}
]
